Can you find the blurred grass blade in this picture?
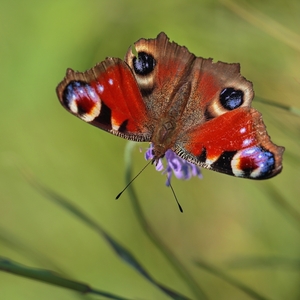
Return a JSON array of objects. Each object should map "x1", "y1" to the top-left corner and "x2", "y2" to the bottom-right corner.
[
  {"x1": 255, "y1": 96, "x2": 300, "y2": 117},
  {"x1": 0, "y1": 227, "x2": 96, "y2": 300},
  {"x1": 221, "y1": 0, "x2": 300, "y2": 52},
  {"x1": 123, "y1": 142, "x2": 207, "y2": 300},
  {"x1": 99, "y1": 230, "x2": 191, "y2": 300},
  {"x1": 0, "y1": 257, "x2": 129, "y2": 300},
  {"x1": 263, "y1": 183, "x2": 300, "y2": 229},
  {"x1": 0, "y1": 227, "x2": 63, "y2": 273},
  {"x1": 24, "y1": 172, "x2": 190, "y2": 300},
  {"x1": 227, "y1": 256, "x2": 300, "y2": 270},
  {"x1": 195, "y1": 260, "x2": 270, "y2": 300}
]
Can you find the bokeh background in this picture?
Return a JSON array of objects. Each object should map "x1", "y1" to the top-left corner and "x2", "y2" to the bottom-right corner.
[{"x1": 1, "y1": 0, "x2": 300, "y2": 299}]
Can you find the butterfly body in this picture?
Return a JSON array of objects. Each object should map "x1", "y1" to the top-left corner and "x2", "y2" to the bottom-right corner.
[{"x1": 57, "y1": 32, "x2": 284, "y2": 179}]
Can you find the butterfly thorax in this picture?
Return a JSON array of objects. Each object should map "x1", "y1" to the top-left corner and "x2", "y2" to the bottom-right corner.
[
  {"x1": 150, "y1": 80, "x2": 193, "y2": 159},
  {"x1": 151, "y1": 118, "x2": 177, "y2": 159}
]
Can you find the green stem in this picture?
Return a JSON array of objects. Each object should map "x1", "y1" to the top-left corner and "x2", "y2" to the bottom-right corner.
[{"x1": 123, "y1": 142, "x2": 208, "y2": 300}]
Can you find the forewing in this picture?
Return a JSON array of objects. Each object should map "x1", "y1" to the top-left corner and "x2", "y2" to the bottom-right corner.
[{"x1": 56, "y1": 57, "x2": 151, "y2": 141}]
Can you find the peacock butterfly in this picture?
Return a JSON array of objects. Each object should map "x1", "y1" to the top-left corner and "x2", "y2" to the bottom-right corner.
[{"x1": 56, "y1": 32, "x2": 284, "y2": 179}]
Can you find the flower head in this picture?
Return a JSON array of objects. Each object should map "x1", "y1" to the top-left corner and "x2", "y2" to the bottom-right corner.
[{"x1": 144, "y1": 143, "x2": 202, "y2": 186}]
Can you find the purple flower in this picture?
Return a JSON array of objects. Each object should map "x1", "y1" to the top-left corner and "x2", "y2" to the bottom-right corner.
[{"x1": 144, "y1": 143, "x2": 202, "y2": 186}]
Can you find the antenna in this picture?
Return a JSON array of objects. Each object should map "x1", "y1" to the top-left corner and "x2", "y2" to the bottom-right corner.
[
  {"x1": 116, "y1": 159, "x2": 152, "y2": 199},
  {"x1": 116, "y1": 158, "x2": 184, "y2": 213},
  {"x1": 167, "y1": 179, "x2": 183, "y2": 213}
]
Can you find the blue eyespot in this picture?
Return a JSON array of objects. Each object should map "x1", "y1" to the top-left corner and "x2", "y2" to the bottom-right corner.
[{"x1": 220, "y1": 88, "x2": 244, "y2": 110}]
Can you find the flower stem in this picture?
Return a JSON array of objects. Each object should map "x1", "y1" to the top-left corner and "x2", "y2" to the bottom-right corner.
[{"x1": 124, "y1": 142, "x2": 208, "y2": 300}]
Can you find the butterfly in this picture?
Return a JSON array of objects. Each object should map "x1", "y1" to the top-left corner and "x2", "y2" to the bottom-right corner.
[{"x1": 56, "y1": 32, "x2": 284, "y2": 179}]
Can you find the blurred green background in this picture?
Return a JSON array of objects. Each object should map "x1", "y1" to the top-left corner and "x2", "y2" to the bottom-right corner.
[{"x1": 1, "y1": 0, "x2": 300, "y2": 299}]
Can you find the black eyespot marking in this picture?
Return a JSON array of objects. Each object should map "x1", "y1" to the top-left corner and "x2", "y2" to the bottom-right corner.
[
  {"x1": 63, "y1": 81, "x2": 88, "y2": 108},
  {"x1": 204, "y1": 109, "x2": 214, "y2": 121},
  {"x1": 94, "y1": 101, "x2": 111, "y2": 127},
  {"x1": 140, "y1": 86, "x2": 155, "y2": 98},
  {"x1": 235, "y1": 146, "x2": 276, "y2": 179},
  {"x1": 197, "y1": 148, "x2": 207, "y2": 162},
  {"x1": 211, "y1": 151, "x2": 237, "y2": 176},
  {"x1": 220, "y1": 88, "x2": 244, "y2": 110},
  {"x1": 119, "y1": 119, "x2": 129, "y2": 133},
  {"x1": 133, "y1": 52, "x2": 156, "y2": 76}
]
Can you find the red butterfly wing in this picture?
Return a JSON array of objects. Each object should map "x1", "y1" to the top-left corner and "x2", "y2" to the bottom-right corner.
[
  {"x1": 177, "y1": 107, "x2": 284, "y2": 179},
  {"x1": 57, "y1": 32, "x2": 284, "y2": 179},
  {"x1": 124, "y1": 32, "x2": 284, "y2": 179},
  {"x1": 56, "y1": 58, "x2": 151, "y2": 141}
]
